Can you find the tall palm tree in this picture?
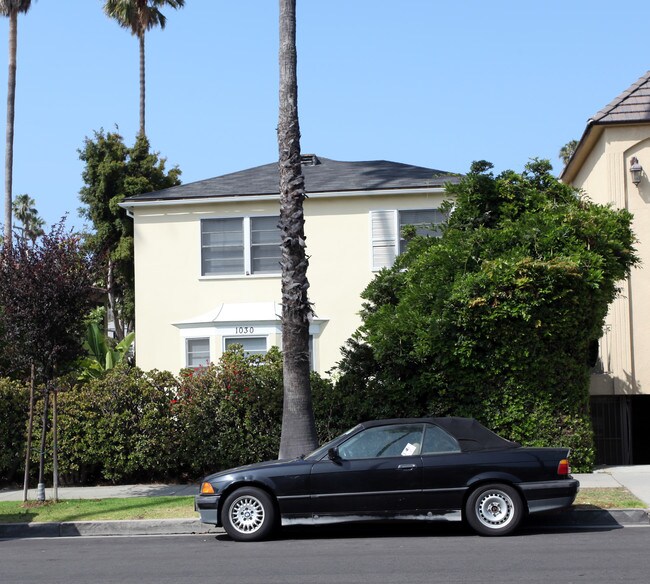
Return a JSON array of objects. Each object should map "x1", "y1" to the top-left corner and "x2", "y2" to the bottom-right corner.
[
  {"x1": 1, "y1": 0, "x2": 33, "y2": 249},
  {"x1": 277, "y1": 0, "x2": 318, "y2": 459},
  {"x1": 103, "y1": 0, "x2": 185, "y2": 137}
]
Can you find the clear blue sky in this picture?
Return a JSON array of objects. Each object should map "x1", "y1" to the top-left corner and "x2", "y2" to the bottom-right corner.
[{"x1": 1, "y1": 0, "x2": 649, "y2": 231}]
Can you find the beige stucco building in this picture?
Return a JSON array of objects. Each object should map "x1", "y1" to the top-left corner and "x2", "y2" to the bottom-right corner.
[
  {"x1": 121, "y1": 156, "x2": 457, "y2": 378},
  {"x1": 562, "y1": 72, "x2": 650, "y2": 464}
]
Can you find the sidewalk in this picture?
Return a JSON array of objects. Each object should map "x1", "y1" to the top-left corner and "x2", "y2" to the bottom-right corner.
[
  {"x1": 574, "y1": 465, "x2": 650, "y2": 508},
  {"x1": 0, "y1": 483, "x2": 199, "y2": 502},
  {"x1": 1, "y1": 467, "x2": 648, "y2": 538}
]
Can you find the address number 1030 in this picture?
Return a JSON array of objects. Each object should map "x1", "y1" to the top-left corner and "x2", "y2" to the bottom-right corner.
[{"x1": 235, "y1": 326, "x2": 255, "y2": 334}]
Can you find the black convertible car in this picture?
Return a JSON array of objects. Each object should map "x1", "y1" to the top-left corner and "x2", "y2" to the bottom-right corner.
[{"x1": 195, "y1": 418, "x2": 579, "y2": 541}]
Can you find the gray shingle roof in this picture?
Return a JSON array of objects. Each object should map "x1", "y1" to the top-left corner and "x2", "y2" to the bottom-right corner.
[
  {"x1": 591, "y1": 71, "x2": 650, "y2": 125},
  {"x1": 125, "y1": 156, "x2": 460, "y2": 202}
]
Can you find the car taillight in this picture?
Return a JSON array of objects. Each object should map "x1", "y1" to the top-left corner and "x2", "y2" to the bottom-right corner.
[
  {"x1": 200, "y1": 482, "x2": 215, "y2": 494},
  {"x1": 557, "y1": 459, "x2": 571, "y2": 476}
]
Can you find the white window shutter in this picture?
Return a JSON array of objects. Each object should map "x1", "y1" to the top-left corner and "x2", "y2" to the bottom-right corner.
[{"x1": 370, "y1": 210, "x2": 397, "y2": 270}]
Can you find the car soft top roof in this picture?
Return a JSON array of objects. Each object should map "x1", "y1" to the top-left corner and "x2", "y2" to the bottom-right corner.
[{"x1": 361, "y1": 417, "x2": 521, "y2": 452}]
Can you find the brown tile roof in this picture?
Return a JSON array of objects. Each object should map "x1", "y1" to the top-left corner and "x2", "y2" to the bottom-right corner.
[{"x1": 591, "y1": 71, "x2": 650, "y2": 125}]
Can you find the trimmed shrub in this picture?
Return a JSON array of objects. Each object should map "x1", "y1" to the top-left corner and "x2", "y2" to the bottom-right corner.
[
  {"x1": 48, "y1": 367, "x2": 178, "y2": 484},
  {"x1": 0, "y1": 377, "x2": 29, "y2": 485},
  {"x1": 28, "y1": 347, "x2": 334, "y2": 485}
]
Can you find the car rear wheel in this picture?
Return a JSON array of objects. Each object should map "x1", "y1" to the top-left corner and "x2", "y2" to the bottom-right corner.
[
  {"x1": 465, "y1": 483, "x2": 522, "y2": 536},
  {"x1": 222, "y1": 487, "x2": 276, "y2": 542}
]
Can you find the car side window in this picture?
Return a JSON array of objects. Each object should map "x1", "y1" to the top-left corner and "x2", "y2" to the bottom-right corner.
[
  {"x1": 422, "y1": 424, "x2": 461, "y2": 454},
  {"x1": 338, "y1": 424, "x2": 424, "y2": 459}
]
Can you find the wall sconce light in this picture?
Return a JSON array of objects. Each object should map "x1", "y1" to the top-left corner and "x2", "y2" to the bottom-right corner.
[{"x1": 630, "y1": 157, "x2": 643, "y2": 186}]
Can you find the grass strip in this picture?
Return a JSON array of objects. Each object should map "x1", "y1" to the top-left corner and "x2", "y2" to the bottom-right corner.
[
  {"x1": 573, "y1": 487, "x2": 645, "y2": 509},
  {"x1": 0, "y1": 496, "x2": 196, "y2": 523}
]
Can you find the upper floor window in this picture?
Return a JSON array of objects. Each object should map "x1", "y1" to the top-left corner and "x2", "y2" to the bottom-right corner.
[
  {"x1": 370, "y1": 209, "x2": 443, "y2": 270},
  {"x1": 201, "y1": 216, "x2": 281, "y2": 276}
]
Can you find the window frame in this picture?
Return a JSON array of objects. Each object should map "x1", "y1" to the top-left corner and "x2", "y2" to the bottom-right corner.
[
  {"x1": 370, "y1": 208, "x2": 443, "y2": 271},
  {"x1": 200, "y1": 215, "x2": 281, "y2": 277},
  {"x1": 186, "y1": 337, "x2": 211, "y2": 369},
  {"x1": 223, "y1": 335, "x2": 269, "y2": 357}
]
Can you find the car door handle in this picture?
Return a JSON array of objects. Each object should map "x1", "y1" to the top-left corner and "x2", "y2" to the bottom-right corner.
[{"x1": 397, "y1": 463, "x2": 417, "y2": 470}]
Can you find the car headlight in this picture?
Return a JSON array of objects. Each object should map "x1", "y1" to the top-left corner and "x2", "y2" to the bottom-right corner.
[{"x1": 200, "y1": 482, "x2": 218, "y2": 495}]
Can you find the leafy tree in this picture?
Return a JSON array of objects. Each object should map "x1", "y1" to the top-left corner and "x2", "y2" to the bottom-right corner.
[
  {"x1": 559, "y1": 139, "x2": 579, "y2": 167},
  {"x1": 78, "y1": 129, "x2": 181, "y2": 340},
  {"x1": 277, "y1": 0, "x2": 318, "y2": 459},
  {"x1": 336, "y1": 160, "x2": 637, "y2": 470},
  {"x1": 1, "y1": 0, "x2": 34, "y2": 248},
  {"x1": 103, "y1": 0, "x2": 185, "y2": 137},
  {"x1": 0, "y1": 221, "x2": 97, "y2": 382},
  {"x1": 12, "y1": 193, "x2": 44, "y2": 243}
]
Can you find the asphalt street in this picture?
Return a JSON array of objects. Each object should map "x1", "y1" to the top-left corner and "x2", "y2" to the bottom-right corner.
[{"x1": 1, "y1": 524, "x2": 649, "y2": 584}]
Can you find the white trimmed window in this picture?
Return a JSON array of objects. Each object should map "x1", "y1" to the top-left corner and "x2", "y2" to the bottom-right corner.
[
  {"x1": 224, "y1": 336, "x2": 268, "y2": 357},
  {"x1": 370, "y1": 209, "x2": 443, "y2": 270},
  {"x1": 186, "y1": 338, "x2": 210, "y2": 368},
  {"x1": 201, "y1": 216, "x2": 281, "y2": 276}
]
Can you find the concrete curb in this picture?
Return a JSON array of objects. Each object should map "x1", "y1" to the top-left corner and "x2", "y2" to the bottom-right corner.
[
  {"x1": 528, "y1": 508, "x2": 650, "y2": 527},
  {"x1": 0, "y1": 518, "x2": 222, "y2": 539},
  {"x1": 1, "y1": 509, "x2": 648, "y2": 539}
]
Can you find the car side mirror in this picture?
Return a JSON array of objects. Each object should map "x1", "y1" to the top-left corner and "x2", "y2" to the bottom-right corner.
[{"x1": 327, "y1": 447, "x2": 341, "y2": 462}]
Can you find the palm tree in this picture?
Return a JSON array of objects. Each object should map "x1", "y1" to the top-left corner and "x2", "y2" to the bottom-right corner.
[
  {"x1": 12, "y1": 193, "x2": 44, "y2": 243},
  {"x1": 1, "y1": 0, "x2": 33, "y2": 249},
  {"x1": 103, "y1": 0, "x2": 185, "y2": 137},
  {"x1": 559, "y1": 139, "x2": 579, "y2": 168},
  {"x1": 277, "y1": 0, "x2": 318, "y2": 459}
]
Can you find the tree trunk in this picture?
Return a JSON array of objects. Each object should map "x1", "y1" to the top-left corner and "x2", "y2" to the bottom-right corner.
[
  {"x1": 107, "y1": 256, "x2": 125, "y2": 341},
  {"x1": 22, "y1": 363, "x2": 35, "y2": 502},
  {"x1": 139, "y1": 32, "x2": 146, "y2": 137},
  {"x1": 52, "y1": 388, "x2": 58, "y2": 502},
  {"x1": 277, "y1": 0, "x2": 318, "y2": 460},
  {"x1": 3, "y1": 10, "x2": 17, "y2": 247},
  {"x1": 37, "y1": 383, "x2": 49, "y2": 501}
]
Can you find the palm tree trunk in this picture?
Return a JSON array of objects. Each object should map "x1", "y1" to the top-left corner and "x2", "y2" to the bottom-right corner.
[
  {"x1": 3, "y1": 10, "x2": 17, "y2": 247},
  {"x1": 277, "y1": 0, "x2": 318, "y2": 460},
  {"x1": 139, "y1": 32, "x2": 146, "y2": 137}
]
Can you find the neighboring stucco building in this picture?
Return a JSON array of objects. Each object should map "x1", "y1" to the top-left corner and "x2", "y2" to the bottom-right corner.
[
  {"x1": 121, "y1": 155, "x2": 458, "y2": 377},
  {"x1": 562, "y1": 71, "x2": 650, "y2": 465}
]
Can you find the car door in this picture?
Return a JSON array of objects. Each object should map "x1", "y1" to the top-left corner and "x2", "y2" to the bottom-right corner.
[
  {"x1": 309, "y1": 423, "x2": 424, "y2": 518},
  {"x1": 417, "y1": 423, "x2": 473, "y2": 513}
]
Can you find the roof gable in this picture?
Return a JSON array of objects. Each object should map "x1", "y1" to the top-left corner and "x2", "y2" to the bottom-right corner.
[
  {"x1": 561, "y1": 71, "x2": 650, "y2": 182},
  {"x1": 125, "y1": 156, "x2": 460, "y2": 203},
  {"x1": 591, "y1": 70, "x2": 650, "y2": 125}
]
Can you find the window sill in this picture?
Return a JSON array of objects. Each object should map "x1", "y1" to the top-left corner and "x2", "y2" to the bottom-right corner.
[{"x1": 199, "y1": 273, "x2": 281, "y2": 281}]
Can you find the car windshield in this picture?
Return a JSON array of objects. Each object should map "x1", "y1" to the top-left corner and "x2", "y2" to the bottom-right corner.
[{"x1": 304, "y1": 424, "x2": 362, "y2": 461}]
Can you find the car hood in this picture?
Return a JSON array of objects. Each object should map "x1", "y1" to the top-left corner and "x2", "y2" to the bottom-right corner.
[{"x1": 203, "y1": 457, "x2": 307, "y2": 482}]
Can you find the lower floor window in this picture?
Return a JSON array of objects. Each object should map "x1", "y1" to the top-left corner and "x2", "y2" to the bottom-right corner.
[
  {"x1": 186, "y1": 338, "x2": 210, "y2": 368},
  {"x1": 224, "y1": 336, "x2": 268, "y2": 357}
]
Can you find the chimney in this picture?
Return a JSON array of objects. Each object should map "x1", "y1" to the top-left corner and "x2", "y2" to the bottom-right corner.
[{"x1": 300, "y1": 154, "x2": 320, "y2": 166}]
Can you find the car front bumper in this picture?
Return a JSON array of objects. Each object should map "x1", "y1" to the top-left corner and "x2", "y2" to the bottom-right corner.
[{"x1": 195, "y1": 494, "x2": 221, "y2": 525}]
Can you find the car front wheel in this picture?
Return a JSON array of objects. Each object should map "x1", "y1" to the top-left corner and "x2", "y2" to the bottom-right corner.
[
  {"x1": 465, "y1": 483, "x2": 523, "y2": 536},
  {"x1": 222, "y1": 487, "x2": 276, "y2": 542}
]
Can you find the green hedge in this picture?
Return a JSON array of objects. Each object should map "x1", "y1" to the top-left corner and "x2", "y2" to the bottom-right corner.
[
  {"x1": 0, "y1": 378, "x2": 29, "y2": 484},
  {"x1": 24, "y1": 348, "x2": 333, "y2": 485}
]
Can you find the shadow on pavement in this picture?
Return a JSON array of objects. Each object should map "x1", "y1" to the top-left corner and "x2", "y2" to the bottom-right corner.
[{"x1": 212, "y1": 517, "x2": 624, "y2": 543}]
